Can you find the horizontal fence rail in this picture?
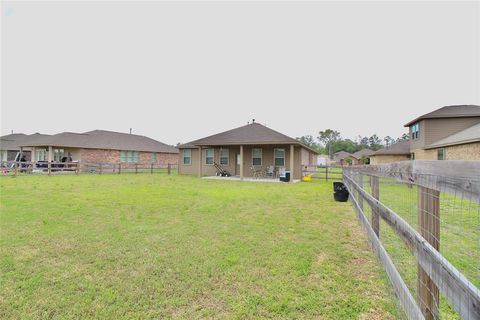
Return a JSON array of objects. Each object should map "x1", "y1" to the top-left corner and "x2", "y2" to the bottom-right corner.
[
  {"x1": 1, "y1": 161, "x2": 178, "y2": 176},
  {"x1": 343, "y1": 161, "x2": 480, "y2": 320}
]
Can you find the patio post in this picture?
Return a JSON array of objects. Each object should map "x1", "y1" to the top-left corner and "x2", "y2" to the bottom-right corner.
[
  {"x1": 290, "y1": 144, "x2": 295, "y2": 183},
  {"x1": 48, "y1": 146, "x2": 53, "y2": 176},
  {"x1": 240, "y1": 145, "x2": 244, "y2": 180},
  {"x1": 198, "y1": 147, "x2": 202, "y2": 177}
]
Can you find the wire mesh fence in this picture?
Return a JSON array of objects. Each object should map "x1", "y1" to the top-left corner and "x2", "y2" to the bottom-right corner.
[{"x1": 343, "y1": 161, "x2": 480, "y2": 320}]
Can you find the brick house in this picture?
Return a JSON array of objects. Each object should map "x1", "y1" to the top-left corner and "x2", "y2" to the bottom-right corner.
[
  {"x1": 369, "y1": 140, "x2": 411, "y2": 164},
  {"x1": 19, "y1": 130, "x2": 178, "y2": 171},
  {"x1": 404, "y1": 105, "x2": 480, "y2": 160}
]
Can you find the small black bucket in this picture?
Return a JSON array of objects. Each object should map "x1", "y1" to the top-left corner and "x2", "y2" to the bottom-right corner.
[{"x1": 333, "y1": 182, "x2": 349, "y2": 202}]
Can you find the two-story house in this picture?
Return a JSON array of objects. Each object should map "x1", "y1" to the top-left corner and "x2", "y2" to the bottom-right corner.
[{"x1": 404, "y1": 105, "x2": 480, "y2": 160}]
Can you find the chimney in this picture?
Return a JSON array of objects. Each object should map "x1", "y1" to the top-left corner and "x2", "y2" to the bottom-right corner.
[{"x1": 252, "y1": 119, "x2": 255, "y2": 123}]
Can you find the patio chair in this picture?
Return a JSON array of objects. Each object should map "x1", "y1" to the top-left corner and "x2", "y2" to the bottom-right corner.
[
  {"x1": 251, "y1": 166, "x2": 263, "y2": 179},
  {"x1": 265, "y1": 165, "x2": 275, "y2": 178}
]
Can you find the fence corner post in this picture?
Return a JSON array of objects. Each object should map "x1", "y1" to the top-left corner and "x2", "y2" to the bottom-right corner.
[
  {"x1": 417, "y1": 185, "x2": 440, "y2": 320},
  {"x1": 168, "y1": 163, "x2": 171, "y2": 175}
]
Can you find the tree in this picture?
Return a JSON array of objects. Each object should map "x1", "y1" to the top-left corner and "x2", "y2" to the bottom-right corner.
[
  {"x1": 296, "y1": 135, "x2": 324, "y2": 153},
  {"x1": 384, "y1": 136, "x2": 395, "y2": 148},
  {"x1": 399, "y1": 133, "x2": 410, "y2": 141},
  {"x1": 317, "y1": 129, "x2": 341, "y2": 159},
  {"x1": 368, "y1": 134, "x2": 383, "y2": 151}
]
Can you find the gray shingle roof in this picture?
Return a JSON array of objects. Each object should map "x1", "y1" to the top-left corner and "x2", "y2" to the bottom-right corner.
[
  {"x1": 404, "y1": 105, "x2": 480, "y2": 127},
  {"x1": 352, "y1": 148, "x2": 375, "y2": 158},
  {"x1": 18, "y1": 130, "x2": 178, "y2": 153},
  {"x1": 0, "y1": 133, "x2": 49, "y2": 151},
  {"x1": 178, "y1": 123, "x2": 318, "y2": 154},
  {"x1": 333, "y1": 151, "x2": 353, "y2": 161},
  {"x1": 425, "y1": 123, "x2": 480, "y2": 149},
  {"x1": 372, "y1": 140, "x2": 410, "y2": 156}
]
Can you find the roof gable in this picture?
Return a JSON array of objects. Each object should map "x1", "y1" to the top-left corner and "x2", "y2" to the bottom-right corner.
[
  {"x1": 178, "y1": 123, "x2": 317, "y2": 153},
  {"x1": 425, "y1": 123, "x2": 480, "y2": 149},
  {"x1": 404, "y1": 105, "x2": 480, "y2": 127}
]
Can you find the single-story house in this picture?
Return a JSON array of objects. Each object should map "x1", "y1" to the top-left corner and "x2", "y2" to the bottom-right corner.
[
  {"x1": 422, "y1": 123, "x2": 480, "y2": 160},
  {"x1": 18, "y1": 130, "x2": 178, "y2": 171},
  {"x1": 1, "y1": 133, "x2": 30, "y2": 161},
  {"x1": 333, "y1": 151, "x2": 355, "y2": 166},
  {"x1": 369, "y1": 140, "x2": 411, "y2": 164},
  {"x1": 177, "y1": 121, "x2": 318, "y2": 181},
  {"x1": 351, "y1": 148, "x2": 375, "y2": 165}
]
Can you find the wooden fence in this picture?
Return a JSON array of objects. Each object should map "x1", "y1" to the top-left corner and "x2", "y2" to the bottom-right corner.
[
  {"x1": 84, "y1": 162, "x2": 178, "y2": 175},
  {"x1": 343, "y1": 161, "x2": 480, "y2": 320},
  {"x1": 1, "y1": 161, "x2": 80, "y2": 175}
]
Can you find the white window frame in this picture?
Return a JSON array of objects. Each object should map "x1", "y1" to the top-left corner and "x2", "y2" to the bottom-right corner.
[
  {"x1": 182, "y1": 149, "x2": 192, "y2": 165},
  {"x1": 274, "y1": 148, "x2": 285, "y2": 166},
  {"x1": 252, "y1": 148, "x2": 262, "y2": 166},
  {"x1": 437, "y1": 148, "x2": 445, "y2": 160},
  {"x1": 54, "y1": 148, "x2": 65, "y2": 162},
  {"x1": 220, "y1": 148, "x2": 229, "y2": 165},
  {"x1": 205, "y1": 148, "x2": 214, "y2": 165},
  {"x1": 36, "y1": 148, "x2": 47, "y2": 161},
  {"x1": 411, "y1": 123, "x2": 420, "y2": 140}
]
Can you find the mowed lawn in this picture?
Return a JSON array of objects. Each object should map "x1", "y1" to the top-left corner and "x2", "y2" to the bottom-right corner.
[{"x1": 0, "y1": 174, "x2": 401, "y2": 319}]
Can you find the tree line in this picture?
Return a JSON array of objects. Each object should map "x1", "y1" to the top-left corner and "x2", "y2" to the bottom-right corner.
[{"x1": 297, "y1": 129, "x2": 409, "y2": 157}]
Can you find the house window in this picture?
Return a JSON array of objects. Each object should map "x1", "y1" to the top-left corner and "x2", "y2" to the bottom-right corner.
[
  {"x1": 120, "y1": 150, "x2": 140, "y2": 163},
  {"x1": 437, "y1": 148, "x2": 445, "y2": 160},
  {"x1": 36, "y1": 148, "x2": 47, "y2": 161},
  {"x1": 220, "y1": 149, "x2": 229, "y2": 165},
  {"x1": 205, "y1": 148, "x2": 214, "y2": 165},
  {"x1": 151, "y1": 152, "x2": 157, "y2": 163},
  {"x1": 182, "y1": 149, "x2": 191, "y2": 165},
  {"x1": 54, "y1": 149, "x2": 64, "y2": 162},
  {"x1": 252, "y1": 148, "x2": 262, "y2": 165},
  {"x1": 274, "y1": 148, "x2": 285, "y2": 166},
  {"x1": 411, "y1": 123, "x2": 420, "y2": 140},
  {"x1": 411, "y1": 153, "x2": 415, "y2": 160}
]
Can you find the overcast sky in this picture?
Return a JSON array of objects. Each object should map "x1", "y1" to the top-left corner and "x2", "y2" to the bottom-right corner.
[{"x1": 2, "y1": 1, "x2": 479, "y2": 145}]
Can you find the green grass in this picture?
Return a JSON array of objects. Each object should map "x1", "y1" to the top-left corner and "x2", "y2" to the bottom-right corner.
[{"x1": 1, "y1": 175, "x2": 401, "y2": 319}]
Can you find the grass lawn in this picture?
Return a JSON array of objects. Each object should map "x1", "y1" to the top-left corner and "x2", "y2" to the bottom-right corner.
[{"x1": 1, "y1": 174, "x2": 401, "y2": 319}]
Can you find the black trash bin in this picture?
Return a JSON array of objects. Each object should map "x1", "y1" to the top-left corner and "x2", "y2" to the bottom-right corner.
[
  {"x1": 333, "y1": 182, "x2": 349, "y2": 202},
  {"x1": 280, "y1": 171, "x2": 291, "y2": 182}
]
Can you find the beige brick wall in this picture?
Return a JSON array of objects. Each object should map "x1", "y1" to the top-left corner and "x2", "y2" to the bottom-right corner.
[
  {"x1": 370, "y1": 154, "x2": 410, "y2": 164},
  {"x1": 412, "y1": 148, "x2": 437, "y2": 160},
  {"x1": 444, "y1": 142, "x2": 480, "y2": 160}
]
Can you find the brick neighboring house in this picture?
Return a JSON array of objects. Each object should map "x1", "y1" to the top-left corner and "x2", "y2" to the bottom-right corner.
[
  {"x1": 352, "y1": 148, "x2": 375, "y2": 165},
  {"x1": 19, "y1": 130, "x2": 178, "y2": 171},
  {"x1": 369, "y1": 140, "x2": 411, "y2": 164},
  {"x1": 422, "y1": 123, "x2": 480, "y2": 160},
  {"x1": 333, "y1": 151, "x2": 354, "y2": 166},
  {"x1": 404, "y1": 105, "x2": 480, "y2": 160},
  {"x1": 177, "y1": 121, "x2": 318, "y2": 180}
]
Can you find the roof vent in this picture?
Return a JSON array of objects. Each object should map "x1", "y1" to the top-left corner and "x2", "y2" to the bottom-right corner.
[{"x1": 252, "y1": 119, "x2": 255, "y2": 123}]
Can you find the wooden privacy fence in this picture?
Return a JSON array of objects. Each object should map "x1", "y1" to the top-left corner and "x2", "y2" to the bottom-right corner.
[
  {"x1": 1, "y1": 161, "x2": 80, "y2": 175},
  {"x1": 84, "y1": 162, "x2": 178, "y2": 175},
  {"x1": 343, "y1": 161, "x2": 480, "y2": 320}
]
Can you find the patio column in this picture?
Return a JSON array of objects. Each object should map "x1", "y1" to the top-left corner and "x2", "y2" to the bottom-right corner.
[
  {"x1": 290, "y1": 144, "x2": 295, "y2": 183},
  {"x1": 31, "y1": 146, "x2": 36, "y2": 162},
  {"x1": 240, "y1": 145, "x2": 244, "y2": 180},
  {"x1": 48, "y1": 146, "x2": 53, "y2": 162},
  {"x1": 198, "y1": 147, "x2": 202, "y2": 177}
]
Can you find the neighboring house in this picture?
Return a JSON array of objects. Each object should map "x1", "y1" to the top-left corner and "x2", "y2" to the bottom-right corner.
[
  {"x1": 352, "y1": 148, "x2": 375, "y2": 165},
  {"x1": 423, "y1": 123, "x2": 480, "y2": 160},
  {"x1": 404, "y1": 105, "x2": 480, "y2": 160},
  {"x1": 316, "y1": 154, "x2": 330, "y2": 166},
  {"x1": 19, "y1": 130, "x2": 178, "y2": 171},
  {"x1": 369, "y1": 140, "x2": 411, "y2": 164},
  {"x1": 177, "y1": 121, "x2": 318, "y2": 180},
  {"x1": 0, "y1": 133, "x2": 30, "y2": 161},
  {"x1": 333, "y1": 151, "x2": 354, "y2": 166}
]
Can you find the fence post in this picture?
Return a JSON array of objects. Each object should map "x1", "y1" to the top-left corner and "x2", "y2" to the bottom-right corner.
[
  {"x1": 357, "y1": 173, "x2": 364, "y2": 211},
  {"x1": 325, "y1": 166, "x2": 328, "y2": 181},
  {"x1": 48, "y1": 161, "x2": 51, "y2": 176},
  {"x1": 417, "y1": 186, "x2": 440, "y2": 320},
  {"x1": 135, "y1": 163, "x2": 138, "y2": 174},
  {"x1": 99, "y1": 163, "x2": 103, "y2": 175},
  {"x1": 14, "y1": 162, "x2": 18, "y2": 176},
  {"x1": 370, "y1": 176, "x2": 380, "y2": 236},
  {"x1": 151, "y1": 163, "x2": 153, "y2": 174},
  {"x1": 75, "y1": 162, "x2": 79, "y2": 175},
  {"x1": 118, "y1": 163, "x2": 121, "y2": 174},
  {"x1": 168, "y1": 163, "x2": 171, "y2": 175}
]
